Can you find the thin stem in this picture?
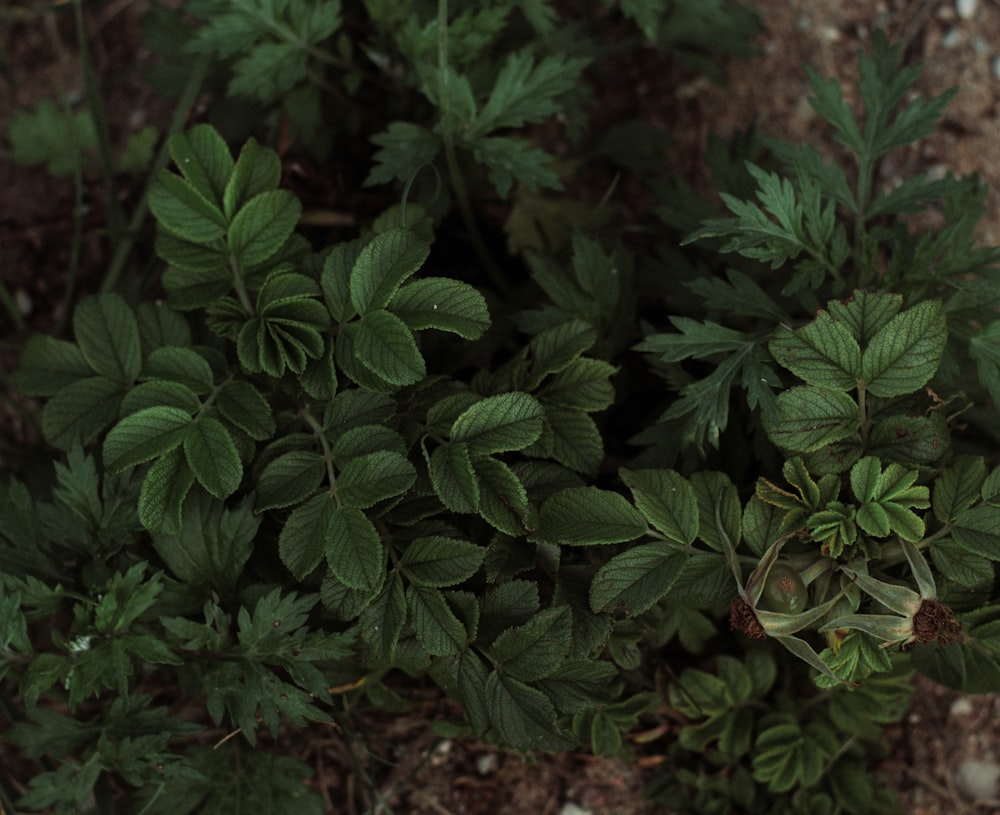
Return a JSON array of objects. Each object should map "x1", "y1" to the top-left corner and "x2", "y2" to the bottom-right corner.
[
  {"x1": 857, "y1": 382, "x2": 871, "y2": 451},
  {"x1": 56, "y1": 129, "x2": 86, "y2": 337},
  {"x1": 101, "y1": 54, "x2": 210, "y2": 293},
  {"x1": 0, "y1": 275, "x2": 26, "y2": 332},
  {"x1": 302, "y1": 410, "x2": 338, "y2": 498},
  {"x1": 435, "y1": 0, "x2": 508, "y2": 295}
]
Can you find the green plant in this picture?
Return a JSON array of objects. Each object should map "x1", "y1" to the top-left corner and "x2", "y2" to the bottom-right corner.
[{"x1": 6, "y1": 6, "x2": 1000, "y2": 815}]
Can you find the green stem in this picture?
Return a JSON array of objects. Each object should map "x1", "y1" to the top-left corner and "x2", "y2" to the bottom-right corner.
[
  {"x1": 303, "y1": 410, "x2": 338, "y2": 499},
  {"x1": 56, "y1": 135, "x2": 86, "y2": 337},
  {"x1": 436, "y1": 0, "x2": 508, "y2": 295},
  {"x1": 101, "y1": 55, "x2": 210, "y2": 293},
  {"x1": 857, "y1": 382, "x2": 871, "y2": 452},
  {"x1": 0, "y1": 275, "x2": 26, "y2": 332}
]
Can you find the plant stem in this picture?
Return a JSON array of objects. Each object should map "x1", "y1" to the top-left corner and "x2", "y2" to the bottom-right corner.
[
  {"x1": 435, "y1": 0, "x2": 509, "y2": 295},
  {"x1": 0, "y1": 275, "x2": 26, "y2": 332},
  {"x1": 56, "y1": 135, "x2": 86, "y2": 337},
  {"x1": 101, "y1": 55, "x2": 210, "y2": 293},
  {"x1": 857, "y1": 382, "x2": 871, "y2": 451}
]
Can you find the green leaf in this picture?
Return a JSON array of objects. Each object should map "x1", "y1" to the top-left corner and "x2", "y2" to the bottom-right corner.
[
  {"x1": 489, "y1": 606, "x2": 572, "y2": 681},
  {"x1": 970, "y1": 321, "x2": 1000, "y2": 409},
  {"x1": 365, "y1": 122, "x2": 443, "y2": 187},
  {"x1": 326, "y1": 507, "x2": 384, "y2": 592},
  {"x1": 472, "y1": 137, "x2": 561, "y2": 198},
  {"x1": 183, "y1": 417, "x2": 243, "y2": 499},
  {"x1": 350, "y1": 228, "x2": 430, "y2": 314},
  {"x1": 8, "y1": 98, "x2": 96, "y2": 177},
  {"x1": 952, "y1": 505, "x2": 1000, "y2": 559},
  {"x1": 764, "y1": 386, "x2": 858, "y2": 452},
  {"x1": 850, "y1": 456, "x2": 929, "y2": 540},
  {"x1": 769, "y1": 311, "x2": 861, "y2": 390},
  {"x1": 336, "y1": 450, "x2": 415, "y2": 509},
  {"x1": 485, "y1": 671, "x2": 576, "y2": 751},
  {"x1": 152, "y1": 493, "x2": 257, "y2": 594},
  {"x1": 619, "y1": 468, "x2": 698, "y2": 545},
  {"x1": 279, "y1": 493, "x2": 334, "y2": 580},
  {"x1": 538, "y1": 487, "x2": 647, "y2": 546},
  {"x1": 228, "y1": 190, "x2": 302, "y2": 267},
  {"x1": 216, "y1": 380, "x2": 276, "y2": 440},
  {"x1": 826, "y1": 290, "x2": 901, "y2": 343},
  {"x1": 590, "y1": 541, "x2": 687, "y2": 615},
  {"x1": 862, "y1": 300, "x2": 946, "y2": 397},
  {"x1": 934, "y1": 457, "x2": 986, "y2": 524},
  {"x1": 429, "y1": 442, "x2": 480, "y2": 513},
  {"x1": 142, "y1": 346, "x2": 214, "y2": 394},
  {"x1": 474, "y1": 457, "x2": 530, "y2": 536},
  {"x1": 543, "y1": 406, "x2": 603, "y2": 476},
  {"x1": 451, "y1": 392, "x2": 544, "y2": 455},
  {"x1": 168, "y1": 124, "x2": 233, "y2": 207},
  {"x1": 148, "y1": 168, "x2": 227, "y2": 242},
  {"x1": 41, "y1": 375, "x2": 123, "y2": 450},
  {"x1": 138, "y1": 448, "x2": 196, "y2": 534},
  {"x1": 13, "y1": 336, "x2": 91, "y2": 396},
  {"x1": 224, "y1": 137, "x2": 281, "y2": 218},
  {"x1": 930, "y1": 539, "x2": 993, "y2": 589},
  {"x1": 752, "y1": 721, "x2": 837, "y2": 793},
  {"x1": 73, "y1": 294, "x2": 142, "y2": 382},
  {"x1": 389, "y1": 277, "x2": 491, "y2": 339},
  {"x1": 636, "y1": 317, "x2": 746, "y2": 361},
  {"x1": 330, "y1": 424, "x2": 405, "y2": 464},
  {"x1": 360, "y1": 573, "x2": 406, "y2": 660},
  {"x1": 256, "y1": 451, "x2": 326, "y2": 511},
  {"x1": 471, "y1": 50, "x2": 588, "y2": 135},
  {"x1": 399, "y1": 537, "x2": 484, "y2": 587},
  {"x1": 540, "y1": 357, "x2": 617, "y2": 412},
  {"x1": 407, "y1": 585, "x2": 466, "y2": 656},
  {"x1": 690, "y1": 471, "x2": 742, "y2": 552},
  {"x1": 103, "y1": 406, "x2": 192, "y2": 472},
  {"x1": 354, "y1": 309, "x2": 425, "y2": 386}
]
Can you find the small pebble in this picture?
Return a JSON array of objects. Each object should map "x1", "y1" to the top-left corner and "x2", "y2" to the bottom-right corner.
[
  {"x1": 957, "y1": 759, "x2": 1000, "y2": 800},
  {"x1": 951, "y1": 696, "x2": 974, "y2": 717},
  {"x1": 15, "y1": 289, "x2": 32, "y2": 316},
  {"x1": 941, "y1": 28, "x2": 964, "y2": 49},
  {"x1": 476, "y1": 753, "x2": 497, "y2": 775},
  {"x1": 957, "y1": 0, "x2": 978, "y2": 20},
  {"x1": 992, "y1": 56, "x2": 1000, "y2": 81},
  {"x1": 558, "y1": 804, "x2": 592, "y2": 815}
]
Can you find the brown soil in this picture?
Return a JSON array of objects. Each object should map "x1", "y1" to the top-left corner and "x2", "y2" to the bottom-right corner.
[{"x1": 4, "y1": 1, "x2": 1000, "y2": 814}]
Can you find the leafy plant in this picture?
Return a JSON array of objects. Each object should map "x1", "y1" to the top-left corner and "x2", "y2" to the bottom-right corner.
[{"x1": 5, "y1": 6, "x2": 1000, "y2": 815}]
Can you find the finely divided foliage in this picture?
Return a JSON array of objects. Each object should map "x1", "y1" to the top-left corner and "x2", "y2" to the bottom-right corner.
[{"x1": 6, "y1": 11, "x2": 1000, "y2": 815}]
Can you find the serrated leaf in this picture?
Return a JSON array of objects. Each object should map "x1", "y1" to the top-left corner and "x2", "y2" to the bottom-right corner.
[
  {"x1": 544, "y1": 406, "x2": 603, "y2": 476},
  {"x1": 326, "y1": 507, "x2": 384, "y2": 592},
  {"x1": 590, "y1": 541, "x2": 687, "y2": 616},
  {"x1": 256, "y1": 451, "x2": 326, "y2": 511},
  {"x1": 389, "y1": 277, "x2": 490, "y2": 339},
  {"x1": 13, "y1": 336, "x2": 92, "y2": 396},
  {"x1": 399, "y1": 537, "x2": 484, "y2": 587},
  {"x1": 41, "y1": 375, "x2": 123, "y2": 450},
  {"x1": 360, "y1": 573, "x2": 406, "y2": 659},
  {"x1": 224, "y1": 137, "x2": 281, "y2": 218},
  {"x1": 428, "y1": 442, "x2": 480, "y2": 513},
  {"x1": 330, "y1": 424, "x2": 405, "y2": 464},
  {"x1": 353, "y1": 309, "x2": 425, "y2": 386},
  {"x1": 350, "y1": 228, "x2": 430, "y2": 314},
  {"x1": 485, "y1": 671, "x2": 576, "y2": 751},
  {"x1": 619, "y1": 468, "x2": 698, "y2": 545},
  {"x1": 73, "y1": 294, "x2": 142, "y2": 382},
  {"x1": 952, "y1": 505, "x2": 1000, "y2": 559},
  {"x1": 474, "y1": 456, "x2": 530, "y2": 537},
  {"x1": 279, "y1": 493, "x2": 334, "y2": 580},
  {"x1": 142, "y1": 346, "x2": 214, "y2": 394},
  {"x1": 168, "y1": 124, "x2": 233, "y2": 207},
  {"x1": 769, "y1": 311, "x2": 861, "y2": 390},
  {"x1": 538, "y1": 487, "x2": 646, "y2": 546},
  {"x1": 138, "y1": 448, "x2": 195, "y2": 534},
  {"x1": 216, "y1": 380, "x2": 275, "y2": 440},
  {"x1": 930, "y1": 538, "x2": 993, "y2": 588},
  {"x1": 690, "y1": 471, "x2": 742, "y2": 552},
  {"x1": 103, "y1": 406, "x2": 192, "y2": 472},
  {"x1": 489, "y1": 607, "x2": 572, "y2": 680},
  {"x1": 934, "y1": 457, "x2": 986, "y2": 524},
  {"x1": 764, "y1": 386, "x2": 858, "y2": 452},
  {"x1": 365, "y1": 122, "x2": 443, "y2": 187},
  {"x1": 120, "y1": 380, "x2": 201, "y2": 416},
  {"x1": 183, "y1": 417, "x2": 243, "y2": 498},
  {"x1": 336, "y1": 450, "x2": 415, "y2": 509},
  {"x1": 862, "y1": 300, "x2": 946, "y2": 397},
  {"x1": 228, "y1": 190, "x2": 302, "y2": 267},
  {"x1": 149, "y1": 168, "x2": 227, "y2": 241},
  {"x1": 407, "y1": 585, "x2": 466, "y2": 656},
  {"x1": 540, "y1": 357, "x2": 617, "y2": 412},
  {"x1": 451, "y1": 392, "x2": 543, "y2": 455},
  {"x1": 472, "y1": 136, "x2": 562, "y2": 198}
]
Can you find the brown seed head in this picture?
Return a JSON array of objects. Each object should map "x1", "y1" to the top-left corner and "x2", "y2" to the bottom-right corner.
[
  {"x1": 730, "y1": 598, "x2": 767, "y2": 640},
  {"x1": 912, "y1": 599, "x2": 961, "y2": 645}
]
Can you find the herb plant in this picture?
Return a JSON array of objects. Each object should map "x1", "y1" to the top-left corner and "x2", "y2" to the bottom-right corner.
[{"x1": 4, "y1": 5, "x2": 1000, "y2": 814}]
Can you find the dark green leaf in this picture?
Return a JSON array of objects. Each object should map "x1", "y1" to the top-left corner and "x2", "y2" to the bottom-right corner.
[
  {"x1": 590, "y1": 541, "x2": 687, "y2": 615},
  {"x1": 429, "y1": 442, "x2": 480, "y2": 513},
  {"x1": 485, "y1": 671, "x2": 576, "y2": 751},
  {"x1": 142, "y1": 346, "x2": 214, "y2": 394},
  {"x1": 407, "y1": 585, "x2": 466, "y2": 656},
  {"x1": 103, "y1": 406, "x2": 192, "y2": 472},
  {"x1": 326, "y1": 507, "x2": 385, "y2": 592},
  {"x1": 256, "y1": 451, "x2": 326, "y2": 511},
  {"x1": 73, "y1": 293, "x2": 142, "y2": 382},
  {"x1": 350, "y1": 228, "x2": 430, "y2": 314},
  {"x1": 619, "y1": 468, "x2": 698, "y2": 545},
  {"x1": 862, "y1": 300, "x2": 946, "y2": 397},
  {"x1": 228, "y1": 190, "x2": 302, "y2": 267},
  {"x1": 41, "y1": 375, "x2": 123, "y2": 450},
  {"x1": 489, "y1": 606, "x2": 572, "y2": 680},
  {"x1": 354, "y1": 309, "x2": 425, "y2": 386},
  {"x1": 149, "y1": 168, "x2": 227, "y2": 241},
  {"x1": 216, "y1": 380, "x2": 276, "y2": 441},
  {"x1": 13, "y1": 336, "x2": 91, "y2": 396},
  {"x1": 224, "y1": 137, "x2": 281, "y2": 218},
  {"x1": 538, "y1": 487, "x2": 646, "y2": 546},
  {"x1": 183, "y1": 417, "x2": 243, "y2": 498},
  {"x1": 399, "y1": 537, "x2": 484, "y2": 587},
  {"x1": 764, "y1": 386, "x2": 858, "y2": 452},
  {"x1": 138, "y1": 448, "x2": 195, "y2": 534},
  {"x1": 168, "y1": 124, "x2": 233, "y2": 208},
  {"x1": 389, "y1": 277, "x2": 491, "y2": 339},
  {"x1": 451, "y1": 392, "x2": 544, "y2": 455},
  {"x1": 336, "y1": 450, "x2": 415, "y2": 509}
]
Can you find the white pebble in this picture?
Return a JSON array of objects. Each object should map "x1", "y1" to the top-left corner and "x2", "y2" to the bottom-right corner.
[
  {"x1": 957, "y1": 759, "x2": 1000, "y2": 800},
  {"x1": 558, "y1": 805, "x2": 592, "y2": 815},
  {"x1": 992, "y1": 56, "x2": 1000, "y2": 80},
  {"x1": 951, "y1": 696, "x2": 974, "y2": 716},
  {"x1": 476, "y1": 753, "x2": 497, "y2": 775},
  {"x1": 15, "y1": 289, "x2": 32, "y2": 316},
  {"x1": 941, "y1": 28, "x2": 964, "y2": 49},
  {"x1": 957, "y1": 0, "x2": 978, "y2": 20}
]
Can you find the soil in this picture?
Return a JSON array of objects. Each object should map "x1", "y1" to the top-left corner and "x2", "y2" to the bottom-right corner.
[{"x1": 4, "y1": 1, "x2": 1000, "y2": 813}]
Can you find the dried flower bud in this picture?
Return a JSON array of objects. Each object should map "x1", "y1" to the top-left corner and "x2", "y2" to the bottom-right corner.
[
  {"x1": 912, "y1": 599, "x2": 961, "y2": 645},
  {"x1": 731, "y1": 597, "x2": 767, "y2": 640}
]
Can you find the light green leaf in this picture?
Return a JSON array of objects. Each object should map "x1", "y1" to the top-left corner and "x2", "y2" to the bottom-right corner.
[
  {"x1": 389, "y1": 277, "x2": 491, "y2": 339},
  {"x1": 538, "y1": 487, "x2": 647, "y2": 546},
  {"x1": 764, "y1": 386, "x2": 858, "y2": 452},
  {"x1": 103, "y1": 406, "x2": 192, "y2": 472},
  {"x1": 73, "y1": 293, "x2": 142, "y2": 382},
  {"x1": 591, "y1": 541, "x2": 688, "y2": 616},
  {"x1": 619, "y1": 468, "x2": 698, "y2": 545},
  {"x1": 350, "y1": 228, "x2": 430, "y2": 314},
  {"x1": 183, "y1": 417, "x2": 243, "y2": 498},
  {"x1": 256, "y1": 451, "x2": 326, "y2": 512},
  {"x1": 862, "y1": 300, "x2": 946, "y2": 397},
  {"x1": 326, "y1": 507, "x2": 384, "y2": 592},
  {"x1": 336, "y1": 450, "x2": 415, "y2": 509},
  {"x1": 769, "y1": 312, "x2": 861, "y2": 390},
  {"x1": 228, "y1": 190, "x2": 302, "y2": 267},
  {"x1": 451, "y1": 392, "x2": 544, "y2": 455},
  {"x1": 399, "y1": 537, "x2": 484, "y2": 587},
  {"x1": 354, "y1": 309, "x2": 425, "y2": 386}
]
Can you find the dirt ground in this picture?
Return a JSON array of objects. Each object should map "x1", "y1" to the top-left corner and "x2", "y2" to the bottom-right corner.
[{"x1": 5, "y1": 0, "x2": 1000, "y2": 813}]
